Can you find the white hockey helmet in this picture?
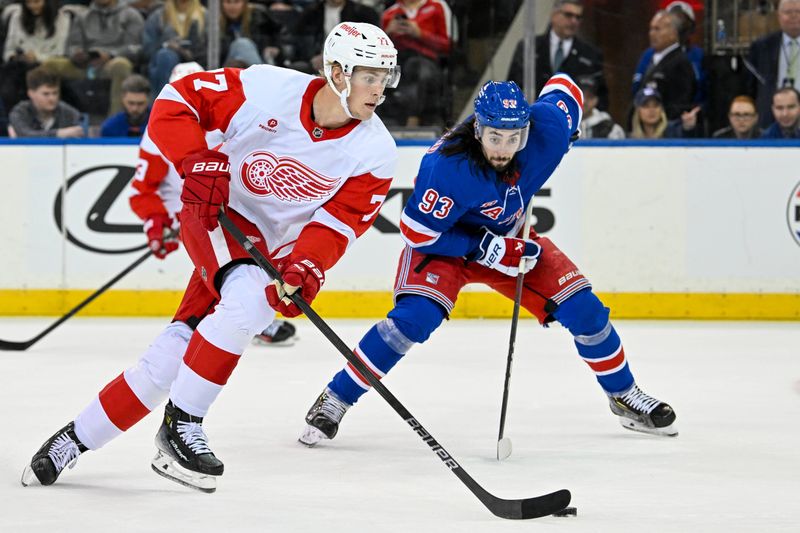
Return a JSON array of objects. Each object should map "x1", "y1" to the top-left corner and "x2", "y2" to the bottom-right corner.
[
  {"x1": 169, "y1": 61, "x2": 204, "y2": 83},
  {"x1": 323, "y1": 22, "x2": 400, "y2": 117}
]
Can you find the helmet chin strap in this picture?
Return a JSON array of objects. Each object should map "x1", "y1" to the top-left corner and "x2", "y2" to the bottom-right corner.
[{"x1": 327, "y1": 76, "x2": 356, "y2": 119}]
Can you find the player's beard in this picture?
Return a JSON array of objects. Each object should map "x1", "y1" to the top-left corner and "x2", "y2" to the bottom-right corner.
[{"x1": 489, "y1": 157, "x2": 513, "y2": 170}]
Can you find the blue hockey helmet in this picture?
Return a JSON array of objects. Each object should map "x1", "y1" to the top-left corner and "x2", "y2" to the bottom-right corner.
[{"x1": 473, "y1": 80, "x2": 531, "y2": 152}]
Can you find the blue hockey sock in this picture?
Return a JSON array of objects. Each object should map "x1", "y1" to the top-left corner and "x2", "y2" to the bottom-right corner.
[
  {"x1": 327, "y1": 295, "x2": 445, "y2": 405},
  {"x1": 554, "y1": 289, "x2": 634, "y2": 395}
]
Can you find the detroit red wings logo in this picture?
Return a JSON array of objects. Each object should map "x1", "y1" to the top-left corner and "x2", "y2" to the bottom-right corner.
[{"x1": 239, "y1": 151, "x2": 340, "y2": 201}]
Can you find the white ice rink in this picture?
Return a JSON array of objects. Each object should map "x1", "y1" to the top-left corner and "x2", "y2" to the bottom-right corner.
[{"x1": 1, "y1": 317, "x2": 798, "y2": 532}]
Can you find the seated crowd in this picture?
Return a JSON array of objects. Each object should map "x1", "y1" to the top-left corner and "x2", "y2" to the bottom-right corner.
[{"x1": 0, "y1": 0, "x2": 798, "y2": 140}]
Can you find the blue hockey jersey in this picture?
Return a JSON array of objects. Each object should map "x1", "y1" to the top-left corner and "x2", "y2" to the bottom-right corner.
[{"x1": 399, "y1": 74, "x2": 583, "y2": 258}]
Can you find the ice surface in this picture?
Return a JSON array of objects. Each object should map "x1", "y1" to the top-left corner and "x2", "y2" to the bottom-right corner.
[{"x1": 1, "y1": 317, "x2": 798, "y2": 532}]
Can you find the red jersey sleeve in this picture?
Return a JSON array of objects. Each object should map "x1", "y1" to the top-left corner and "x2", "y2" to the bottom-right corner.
[
  {"x1": 148, "y1": 68, "x2": 245, "y2": 172},
  {"x1": 290, "y1": 172, "x2": 393, "y2": 271},
  {"x1": 129, "y1": 145, "x2": 170, "y2": 221}
]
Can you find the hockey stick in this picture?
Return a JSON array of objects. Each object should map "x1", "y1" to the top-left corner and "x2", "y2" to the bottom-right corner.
[
  {"x1": 0, "y1": 249, "x2": 153, "y2": 351},
  {"x1": 496, "y1": 203, "x2": 536, "y2": 460},
  {"x1": 219, "y1": 211, "x2": 571, "y2": 520}
]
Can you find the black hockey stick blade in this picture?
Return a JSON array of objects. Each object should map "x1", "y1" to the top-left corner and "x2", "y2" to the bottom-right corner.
[
  {"x1": 484, "y1": 488, "x2": 572, "y2": 519},
  {"x1": 219, "y1": 212, "x2": 572, "y2": 519},
  {"x1": 0, "y1": 249, "x2": 153, "y2": 351}
]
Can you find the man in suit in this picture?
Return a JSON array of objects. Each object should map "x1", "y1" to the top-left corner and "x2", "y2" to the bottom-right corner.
[
  {"x1": 747, "y1": 0, "x2": 800, "y2": 128},
  {"x1": 508, "y1": 0, "x2": 607, "y2": 109},
  {"x1": 634, "y1": 9, "x2": 696, "y2": 121}
]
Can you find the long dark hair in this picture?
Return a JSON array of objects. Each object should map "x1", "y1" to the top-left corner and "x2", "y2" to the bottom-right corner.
[
  {"x1": 439, "y1": 118, "x2": 521, "y2": 182},
  {"x1": 22, "y1": 0, "x2": 59, "y2": 38}
]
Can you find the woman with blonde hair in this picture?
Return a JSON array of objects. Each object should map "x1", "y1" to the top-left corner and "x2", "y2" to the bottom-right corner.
[
  {"x1": 143, "y1": 0, "x2": 207, "y2": 92},
  {"x1": 629, "y1": 87, "x2": 669, "y2": 139}
]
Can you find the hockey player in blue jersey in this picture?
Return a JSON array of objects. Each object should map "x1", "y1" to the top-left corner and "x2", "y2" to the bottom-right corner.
[{"x1": 296, "y1": 76, "x2": 677, "y2": 446}]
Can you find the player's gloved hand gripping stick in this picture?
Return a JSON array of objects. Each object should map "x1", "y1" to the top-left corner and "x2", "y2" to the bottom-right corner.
[
  {"x1": 218, "y1": 210, "x2": 571, "y2": 520},
  {"x1": 180, "y1": 150, "x2": 231, "y2": 231}
]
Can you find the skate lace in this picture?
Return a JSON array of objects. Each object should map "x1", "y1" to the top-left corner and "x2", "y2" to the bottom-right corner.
[
  {"x1": 319, "y1": 393, "x2": 349, "y2": 423},
  {"x1": 619, "y1": 386, "x2": 661, "y2": 414},
  {"x1": 48, "y1": 434, "x2": 81, "y2": 472},
  {"x1": 176, "y1": 421, "x2": 213, "y2": 454}
]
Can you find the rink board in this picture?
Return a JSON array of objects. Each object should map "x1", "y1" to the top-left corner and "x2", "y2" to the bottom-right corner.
[{"x1": 0, "y1": 140, "x2": 798, "y2": 319}]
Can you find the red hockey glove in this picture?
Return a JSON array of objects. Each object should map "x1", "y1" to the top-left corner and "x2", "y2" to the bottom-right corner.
[
  {"x1": 180, "y1": 150, "x2": 231, "y2": 231},
  {"x1": 475, "y1": 230, "x2": 541, "y2": 276},
  {"x1": 265, "y1": 258, "x2": 325, "y2": 318},
  {"x1": 144, "y1": 213, "x2": 179, "y2": 259}
]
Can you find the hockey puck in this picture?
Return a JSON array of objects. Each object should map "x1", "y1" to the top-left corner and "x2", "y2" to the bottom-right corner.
[{"x1": 552, "y1": 506, "x2": 577, "y2": 517}]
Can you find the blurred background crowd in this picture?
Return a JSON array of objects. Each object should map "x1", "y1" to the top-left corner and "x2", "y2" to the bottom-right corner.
[{"x1": 0, "y1": 0, "x2": 798, "y2": 141}]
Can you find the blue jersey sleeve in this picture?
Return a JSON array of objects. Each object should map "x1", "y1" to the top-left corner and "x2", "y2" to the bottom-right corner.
[
  {"x1": 399, "y1": 154, "x2": 483, "y2": 257},
  {"x1": 534, "y1": 73, "x2": 583, "y2": 145}
]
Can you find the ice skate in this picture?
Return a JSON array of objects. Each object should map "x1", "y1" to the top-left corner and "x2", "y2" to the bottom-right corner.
[
  {"x1": 609, "y1": 384, "x2": 678, "y2": 437},
  {"x1": 21, "y1": 421, "x2": 88, "y2": 486},
  {"x1": 298, "y1": 388, "x2": 351, "y2": 447},
  {"x1": 151, "y1": 401, "x2": 223, "y2": 493},
  {"x1": 252, "y1": 320, "x2": 297, "y2": 347}
]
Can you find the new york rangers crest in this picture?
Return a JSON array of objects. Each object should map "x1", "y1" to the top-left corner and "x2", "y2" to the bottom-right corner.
[{"x1": 239, "y1": 150, "x2": 340, "y2": 202}]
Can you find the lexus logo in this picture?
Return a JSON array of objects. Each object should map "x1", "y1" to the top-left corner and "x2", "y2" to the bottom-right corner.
[{"x1": 54, "y1": 165, "x2": 146, "y2": 254}]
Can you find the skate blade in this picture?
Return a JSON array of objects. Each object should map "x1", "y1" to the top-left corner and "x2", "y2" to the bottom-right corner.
[
  {"x1": 298, "y1": 425, "x2": 327, "y2": 447},
  {"x1": 251, "y1": 337, "x2": 297, "y2": 347},
  {"x1": 20, "y1": 465, "x2": 37, "y2": 487},
  {"x1": 619, "y1": 418, "x2": 679, "y2": 437},
  {"x1": 151, "y1": 450, "x2": 217, "y2": 493}
]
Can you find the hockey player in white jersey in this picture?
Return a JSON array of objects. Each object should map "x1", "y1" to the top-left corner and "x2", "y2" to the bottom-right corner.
[
  {"x1": 131, "y1": 77, "x2": 298, "y2": 346},
  {"x1": 22, "y1": 22, "x2": 400, "y2": 493}
]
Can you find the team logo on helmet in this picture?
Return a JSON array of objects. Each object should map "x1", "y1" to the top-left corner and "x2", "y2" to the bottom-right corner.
[
  {"x1": 239, "y1": 151, "x2": 340, "y2": 202},
  {"x1": 788, "y1": 180, "x2": 800, "y2": 247}
]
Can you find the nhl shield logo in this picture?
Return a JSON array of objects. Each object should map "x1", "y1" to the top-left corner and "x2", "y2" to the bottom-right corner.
[
  {"x1": 312, "y1": 127, "x2": 323, "y2": 138},
  {"x1": 788, "y1": 180, "x2": 800, "y2": 247}
]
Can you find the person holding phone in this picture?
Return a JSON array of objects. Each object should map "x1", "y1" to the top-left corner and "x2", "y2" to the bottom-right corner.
[
  {"x1": 381, "y1": 0, "x2": 455, "y2": 127},
  {"x1": 41, "y1": 0, "x2": 144, "y2": 117},
  {"x1": 143, "y1": 0, "x2": 208, "y2": 94}
]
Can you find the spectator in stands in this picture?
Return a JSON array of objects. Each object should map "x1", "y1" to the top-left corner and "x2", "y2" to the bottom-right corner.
[
  {"x1": 633, "y1": 9, "x2": 695, "y2": 121},
  {"x1": 1, "y1": 0, "x2": 71, "y2": 110},
  {"x1": 762, "y1": 86, "x2": 800, "y2": 138},
  {"x1": 143, "y1": 0, "x2": 207, "y2": 94},
  {"x1": 629, "y1": 86, "x2": 700, "y2": 139},
  {"x1": 382, "y1": 0, "x2": 454, "y2": 127},
  {"x1": 8, "y1": 66, "x2": 84, "y2": 137},
  {"x1": 219, "y1": 0, "x2": 283, "y2": 67},
  {"x1": 509, "y1": 0, "x2": 607, "y2": 108},
  {"x1": 629, "y1": 87, "x2": 668, "y2": 139},
  {"x1": 578, "y1": 76, "x2": 624, "y2": 139},
  {"x1": 747, "y1": 0, "x2": 800, "y2": 128},
  {"x1": 633, "y1": 1, "x2": 706, "y2": 106},
  {"x1": 2, "y1": 0, "x2": 71, "y2": 63},
  {"x1": 292, "y1": 0, "x2": 379, "y2": 73},
  {"x1": 712, "y1": 96, "x2": 762, "y2": 139},
  {"x1": 99, "y1": 73, "x2": 149, "y2": 136},
  {"x1": 42, "y1": 0, "x2": 143, "y2": 116}
]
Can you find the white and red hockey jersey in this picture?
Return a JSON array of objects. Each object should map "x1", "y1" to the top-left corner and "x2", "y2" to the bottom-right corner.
[{"x1": 147, "y1": 65, "x2": 397, "y2": 270}]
